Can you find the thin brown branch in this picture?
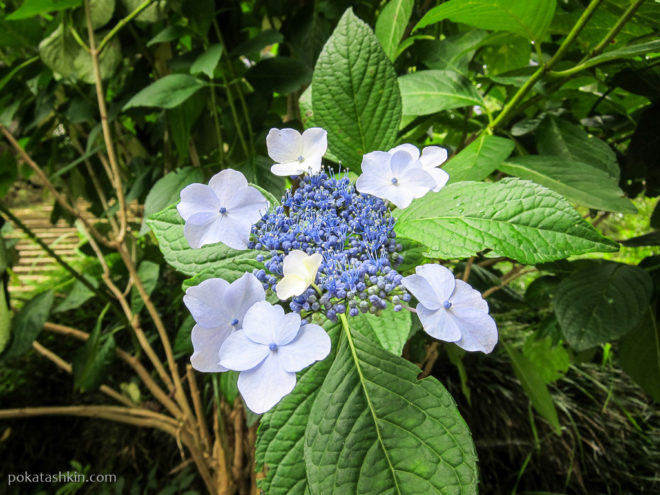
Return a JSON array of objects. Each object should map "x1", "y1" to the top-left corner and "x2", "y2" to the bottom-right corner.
[
  {"x1": 420, "y1": 342, "x2": 440, "y2": 378},
  {"x1": 213, "y1": 401, "x2": 234, "y2": 495},
  {"x1": 187, "y1": 365, "x2": 212, "y2": 454},
  {"x1": 232, "y1": 401, "x2": 245, "y2": 488},
  {"x1": 482, "y1": 267, "x2": 536, "y2": 298},
  {"x1": 462, "y1": 257, "x2": 475, "y2": 282}
]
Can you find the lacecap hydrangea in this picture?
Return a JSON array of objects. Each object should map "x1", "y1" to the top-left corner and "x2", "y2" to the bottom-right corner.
[{"x1": 177, "y1": 126, "x2": 498, "y2": 413}]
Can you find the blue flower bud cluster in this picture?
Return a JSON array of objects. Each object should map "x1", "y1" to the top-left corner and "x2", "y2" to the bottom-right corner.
[{"x1": 248, "y1": 171, "x2": 410, "y2": 320}]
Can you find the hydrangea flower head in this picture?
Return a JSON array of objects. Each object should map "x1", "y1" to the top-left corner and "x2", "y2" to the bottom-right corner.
[
  {"x1": 177, "y1": 169, "x2": 268, "y2": 249},
  {"x1": 184, "y1": 273, "x2": 266, "y2": 372},
  {"x1": 390, "y1": 144, "x2": 449, "y2": 192},
  {"x1": 218, "y1": 301, "x2": 331, "y2": 413},
  {"x1": 355, "y1": 149, "x2": 434, "y2": 209},
  {"x1": 276, "y1": 250, "x2": 323, "y2": 300},
  {"x1": 266, "y1": 127, "x2": 327, "y2": 176},
  {"x1": 402, "y1": 264, "x2": 498, "y2": 353}
]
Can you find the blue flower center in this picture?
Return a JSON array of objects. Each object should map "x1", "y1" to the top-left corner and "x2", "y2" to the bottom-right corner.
[
  {"x1": 297, "y1": 155, "x2": 304, "y2": 163},
  {"x1": 230, "y1": 318, "x2": 239, "y2": 326},
  {"x1": 391, "y1": 177, "x2": 398, "y2": 185},
  {"x1": 269, "y1": 343, "x2": 278, "y2": 352},
  {"x1": 443, "y1": 300, "x2": 452, "y2": 309},
  {"x1": 219, "y1": 207, "x2": 227, "y2": 215}
]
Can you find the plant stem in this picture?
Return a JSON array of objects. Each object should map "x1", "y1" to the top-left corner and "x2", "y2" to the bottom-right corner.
[
  {"x1": 487, "y1": 0, "x2": 604, "y2": 131},
  {"x1": 187, "y1": 365, "x2": 212, "y2": 454},
  {"x1": 97, "y1": 0, "x2": 157, "y2": 53},
  {"x1": 588, "y1": 0, "x2": 647, "y2": 57},
  {"x1": 84, "y1": 0, "x2": 128, "y2": 244}
]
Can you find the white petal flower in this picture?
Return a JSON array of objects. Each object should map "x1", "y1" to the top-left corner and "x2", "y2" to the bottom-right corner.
[
  {"x1": 184, "y1": 273, "x2": 265, "y2": 372},
  {"x1": 389, "y1": 144, "x2": 449, "y2": 192},
  {"x1": 177, "y1": 169, "x2": 268, "y2": 250},
  {"x1": 266, "y1": 127, "x2": 327, "y2": 176},
  {"x1": 402, "y1": 264, "x2": 498, "y2": 353},
  {"x1": 355, "y1": 149, "x2": 434, "y2": 209},
  {"x1": 275, "y1": 250, "x2": 323, "y2": 300},
  {"x1": 218, "y1": 301, "x2": 331, "y2": 413}
]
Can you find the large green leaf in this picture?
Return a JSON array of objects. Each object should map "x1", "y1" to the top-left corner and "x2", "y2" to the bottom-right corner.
[
  {"x1": 583, "y1": 39, "x2": 660, "y2": 68},
  {"x1": 415, "y1": 0, "x2": 557, "y2": 42},
  {"x1": 146, "y1": 204, "x2": 258, "y2": 277},
  {"x1": 375, "y1": 0, "x2": 414, "y2": 62},
  {"x1": 399, "y1": 70, "x2": 483, "y2": 116},
  {"x1": 123, "y1": 74, "x2": 206, "y2": 110},
  {"x1": 1, "y1": 290, "x2": 54, "y2": 360},
  {"x1": 499, "y1": 156, "x2": 636, "y2": 213},
  {"x1": 619, "y1": 308, "x2": 660, "y2": 402},
  {"x1": 503, "y1": 342, "x2": 561, "y2": 433},
  {"x1": 554, "y1": 261, "x2": 653, "y2": 351},
  {"x1": 394, "y1": 178, "x2": 618, "y2": 264},
  {"x1": 312, "y1": 8, "x2": 401, "y2": 171},
  {"x1": 256, "y1": 321, "x2": 341, "y2": 495},
  {"x1": 38, "y1": 25, "x2": 79, "y2": 79},
  {"x1": 139, "y1": 167, "x2": 204, "y2": 235},
  {"x1": 351, "y1": 307, "x2": 411, "y2": 355},
  {"x1": 190, "y1": 43, "x2": 223, "y2": 79},
  {"x1": 6, "y1": 0, "x2": 81, "y2": 20},
  {"x1": 536, "y1": 115, "x2": 620, "y2": 179},
  {"x1": 245, "y1": 57, "x2": 312, "y2": 94},
  {"x1": 305, "y1": 323, "x2": 478, "y2": 493},
  {"x1": 443, "y1": 134, "x2": 514, "y2": 183}
]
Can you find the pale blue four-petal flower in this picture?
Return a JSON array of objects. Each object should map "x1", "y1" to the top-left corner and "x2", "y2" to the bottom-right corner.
[
  {"x1": 177, "y1": 169, "x2": 268, "y2": 250},
  {"x1": 218, "y1": 300, "x2": 331, "y2": 413},
  {"x1": 402, "y1": 264, "x2": 498, "y2": 353},
  {"x1": 184, "y1": 273, "x2": 266, "y2": 373}
]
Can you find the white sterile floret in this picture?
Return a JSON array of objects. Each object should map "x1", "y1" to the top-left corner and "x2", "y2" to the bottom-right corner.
[
  {"x1": 389, "y1": 144, "x2": 449, "y2": 192},
  {"x1": 177, "y1": 169, "x2": 268, "y2": 250},
  {"x1": 402, "y1": 264, "x2": 498, "y2": 353},
  {"x1": 266, "y1": 127, "x2": 327, "y2": 176},
  {"x1": 275, "y1": 250, "x2": 323, "y2": 300},
  {"x1": 218, "y1": 301, "x2": 331, "y2": 413},
  {"x1": 355, "y1": 149, "x2": 434, "y2": 209},
  {"x1": 184, "y1": 273, "x2": 265, "y2": 373}
]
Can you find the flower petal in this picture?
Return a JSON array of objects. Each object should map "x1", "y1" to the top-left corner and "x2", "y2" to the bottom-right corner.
[
  {"x1": 183, "y1": 213, "x2": 219, "y2": 248},
  {"x1": 360, "y1": 151, "x2": 392, "y2": 176},
  {"x1": 383, "y1": 184, "x2": 414, "y2": 209},
  {"x1": 427, "y1": 167, "x2": 449, "y2": 192},
  {"x1": 222, "y1": 273, "x2": 266, "y2": 327},
  {"x1": 276, "y1": 274, "x2": 309, "y2": 300},
  {"x1": 389, "y1": 143, "x2": 420, "y2": 160},
  {"x1": 277, "y1": 323, "x2": 331, "y2": 372},
  {"x1": 241, "y1": 301, "x2": 285, "y2": 345},
  {"x1": 301, "y1": 127, "x2": 327, "y2": 160},
  {"x1": 302, "y1": 156, "x2": 323, "y2": 175},
  {"x1": 183, "y1": 278, "x2": 232, "y2": 327},
  {"x1": 208, "y1": 169, "x2": 249, "y2": 205},
  {"x1": 282, "y1": 250, "x2": 318, "y2": 280},
  {"x1": 415, "y1": 264, "x2": 456, "y2": 302},
  {"x1": 237, "y1": 354, "x2": 297, "y2": 413},
  {"x1": 451, "y1": 280, "x2": 489, "y2": 313},
  {"x1": 190, "y1": 324, "x2": 232, "y2": 372},
  {"x1": 451, "y1": 309, "x2": 498, "y2": 353},
  {"x1": 177, "y1": 184, "x2": 220, "y2": 221},
  {"x1": 218, "y1": 330, "x2": 270, "y2": 371},
  {"x1": 420, "y1": 146, "x2": 448, "y2": 169},
  {"x1": 267, "y1": 128, "x2": 303, "y2": 164},
  {"x1": 226, "y1": 186, "x2": 269, "y2": 224},
  {"x1": 399, "y1": 166, "x2": 434, "y2": 199},
  {"x1": 401, "y1": 274, "x2": 442, "y2": 310},
  {"x1": 417, "y1": 304, "x2": 462, "y2": 343},
  {"x1": 271, "y1": 161, "x2": 307, "y2": 176},
  {"x1": 199, "y1": 214, "x2": 252, "y2": 250},
  {"x1": 355, "y1": 169, "x2": 394, "y2": 201},
  {"x1": 274, "y1": 312, "x2": 303, "y2": 346}
]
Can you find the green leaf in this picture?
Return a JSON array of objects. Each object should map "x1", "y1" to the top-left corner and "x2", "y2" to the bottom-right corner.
[
  {"x1": 167, "y1": 91, "x2": 206, "y2": 160},
  {"x1": 0, "y1": 284, "x2": 11, "y2": 355},
  {"x1": 444, "y1": 134, "x2": 514, "y2": 183},
  {"x1": 399, "y1": 69, "x2": 483, "y2": 116},
  {"x1": 72, "y1": 305, "x2": 115, "y2": 393},
  {"x1": 522, "y1": 335, "x2": 570, "y2": 384},
  {"x1": 54, "y1": 275, "x2": 99, "y2": 313},
  {"x1": 312, "y1": 8, "x2": 401, "y2": 171},
  {"x1": 6, "y1": 0, "x2": 81, "y2": 20},
  {"x1": 38, "y1": 24, "x2": 79, "y2": 79},
  {"x1": 350, "y1": 307, "x2": 411, "y2": 355},
  {"x1": 394, "y1": 178, "x2": 618, "y2": 264},
  {"x1": 415, "y1": 0, "x2": 557, "y2": 42},
  {"x1": 86, "y1": 0, "x2": 115, "y2": 29},
  {"x1": 72, "y1": 34, "x2": 121, "y2": 83},
  {"x1": 619, "y1": 308, "x2": 660, "y2": 402},
  {"x1": 536, "y1": 115, "x2": 620, "y2": 180},
  {"x1": 123, "y1": 74, "x2": 206, "y2": 110},
  {"x1": 305, "y1": 325, "x2": 478, "y2": 493},
  {"x1": 619, "y1": 231, "x2": 660, "y2": 247},
  {"x1": 245, "y1": 57, "x2": 312, "y2": 94},
  {"x1": 554, "y1": 261, "x2": 653, "y2": 351},
  {"x1": 147, "y1": 25, "x2": 189, "y2": 46},
  {"x1": 139, "y1": 167, "x2": 204, "y2": 235},
  {"x1": 146, "y1": 204, "x2": 258, "y2": 277},
  {"x1": 585, "y1": 39, "x2": 660, "y2": 67},
  {"x1": 499, "y1": 156, "x2": 636, "y2": 213},
  {"x1": 120, "y1": 0, "x2": 167, "y2": 23},
  {"x1": 1, "y1": 290, "x2": 54, "y2": 360},
  {"x1": 256, "y1": 321, "x2": 341, "y2": 495},
  {"x1": 502, "y1": 341, "x2": 561, "y2": 434},
  {"x1": 375, "y1": 0, "x2": 414, "y2": 62},
  {"x1": 229, "y1": 30, "x2": 283, "y2": 57},
  {"x1": 130, "y1": 260, "x2": 159, "y2": 314},
  {"x1": 416, "y1": 30, "x2": 488, "y2": 76},
  {"x1": 190, "y1": 43, "x2": 223, "y2": 79}
]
